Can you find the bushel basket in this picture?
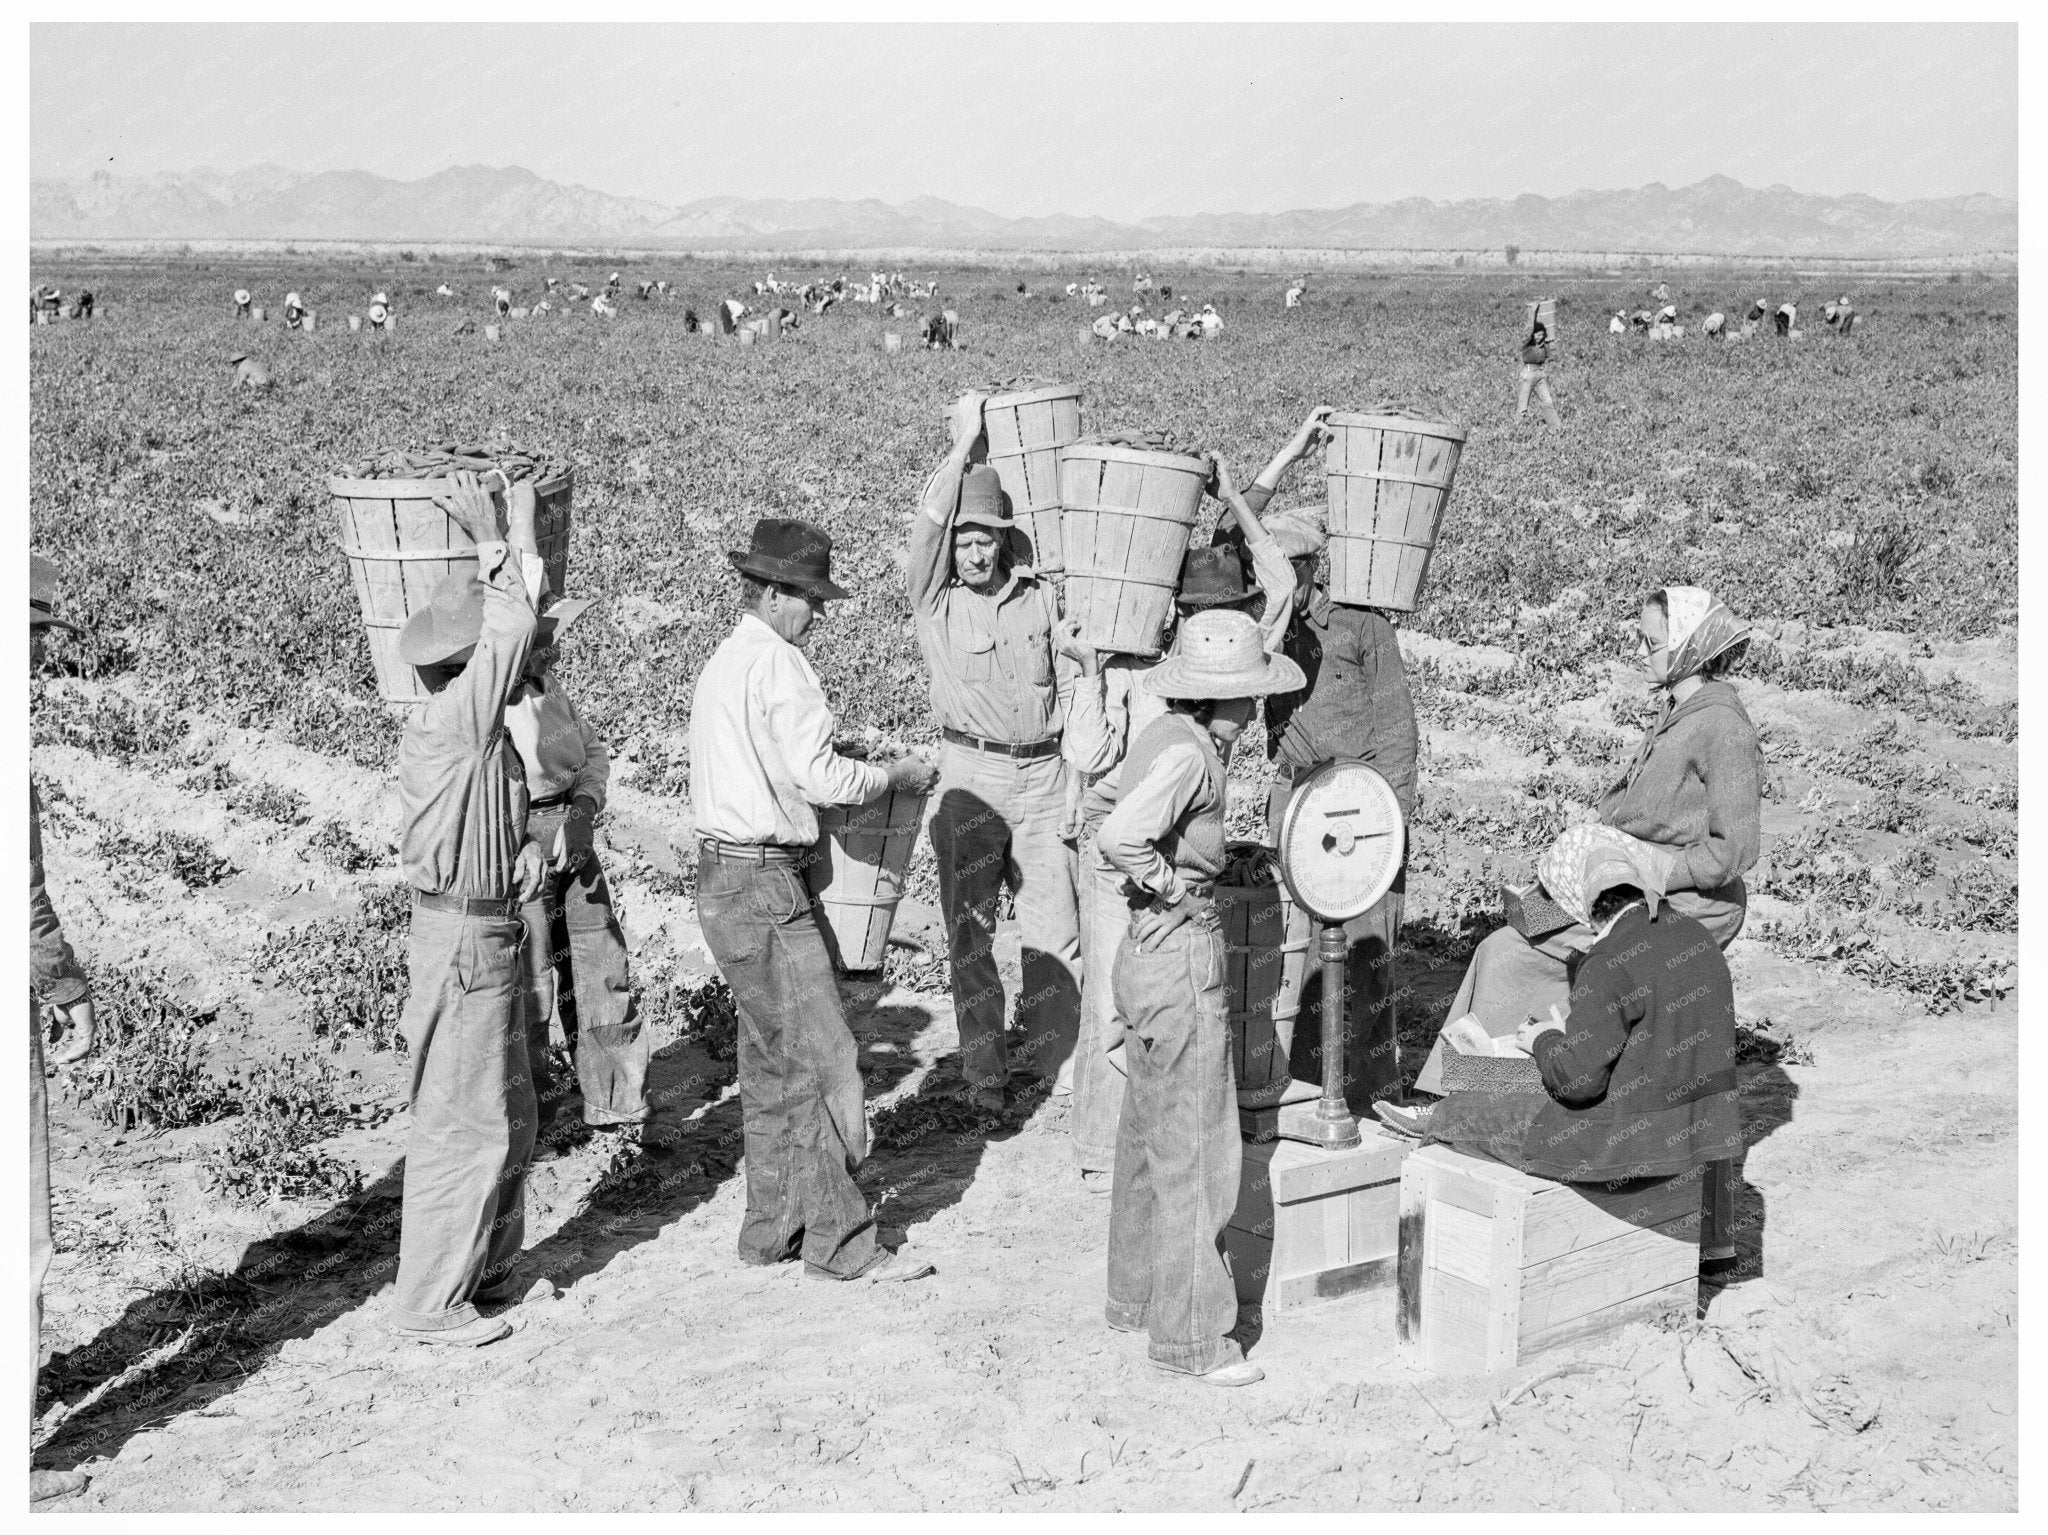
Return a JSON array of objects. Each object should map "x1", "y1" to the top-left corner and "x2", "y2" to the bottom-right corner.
[
  {"x1": 981, "y1": 384, "x2": 1083, "y2": 575},
  {"x1": 1322, "y1": 412, "x2": 1467, "y2": 612},
  {"x1": 330, "y1": 469, "x2": 573, "y2": 708},
  {"x1": 808, "y1": 788, "x2": 927, "y2": 972},
  {"x1": 1058, "y1": 441, "x2": 1209, "y2": 657}
]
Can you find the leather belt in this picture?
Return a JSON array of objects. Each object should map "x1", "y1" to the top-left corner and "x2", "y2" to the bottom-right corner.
[
  {"x1": 528, "y1": 793, "x2": 575, "y2": 812},
  {"x1": 698, "y1": 839, "x2": 805, "y2": 866},
  {"x1": 413, "y1": 889, "x2": 520, "y2": 919},
  {"x1": 942, "y1": 727, "x2": 1061, "y2": 760}
]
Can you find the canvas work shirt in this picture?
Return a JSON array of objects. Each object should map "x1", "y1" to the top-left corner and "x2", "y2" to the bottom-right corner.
[
  {"x1": 1266, "y1": 591, "x2": 1419, "y2": 821},
  {"x1": 1063, "y1": 654, "x2": 1170, "y2": 825},
  {"x1": 396, "y1": 543, "x2": 546, "y2": 900},
  {"x1": 907, "y1": 450, "x2": 1070, "y2": 745},
  {"x1": 1098, "y1": 714, "x2": 1229, "y2": 908},
  {"x1": 507, "y1": 674, "x2": 610, "y2": 811},
  {"x1": 689, "y1": 614, "x2": 889, "y2": 847},
  {"x1": 1596, "y1": 680, "x2": 1761, "y2": 896}
]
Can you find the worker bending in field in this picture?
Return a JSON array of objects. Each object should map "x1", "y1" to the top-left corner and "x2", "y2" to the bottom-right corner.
[
  {"x1": 30, "y1": 558, "x2": 99, "y2": 1504},
  {"x1": 508, "y1": 596, "x2": 652, "y2": 1142},
  {"x1": 1214, "y1": 406, "x2": 1420, "y2": 1113},
  {"x1": 388, "y1": 472, "x2": 551, "y2": 1347},
  {"x1": 1098, "y1": 609, "x2": 1303, "y2": 1388},
  {"x1": 691, "y1": 518, "x2": 938, "y2": 1282},
  {"x1": 1060, "y1": 456, "x2": 1296, "y2": 1192},
  {"x1": 910, "y1": 393, "x2": 1082, "y2": 1114}
]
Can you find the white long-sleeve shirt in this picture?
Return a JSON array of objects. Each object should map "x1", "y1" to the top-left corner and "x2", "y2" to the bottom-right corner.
[{"x1": 689, "y1": 614, "x2": 888, "y2": 845}]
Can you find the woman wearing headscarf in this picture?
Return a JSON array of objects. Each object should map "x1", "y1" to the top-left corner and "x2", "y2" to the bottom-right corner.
[
  {"x1": 1375, "y1": 825, "x2": 1742, "y2": 1201},
  {"x1": 1419, "y1": 585, "x2": 1758, "y2": 1082},
  {"x1": 1414, "y1": 585, "x2": 1758, "y2": 1275}
]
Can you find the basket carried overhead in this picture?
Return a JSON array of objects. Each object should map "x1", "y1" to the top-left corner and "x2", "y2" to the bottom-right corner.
[
  {"x1": 329, "y1": 445, "x2": 573, "y2": 708},
  {"x1": 1322, "y1": 412, "x2": 1468, "y2": 613},
  {"x1": 979, "y1": 384, "x2": 1083, "y2": 575},
  {"x1": 809, "y1": 787, "x2": 928, "y2": 972},
  {"x1": 1058, "y1": 439, "x2": 1209, "y2": 657}
]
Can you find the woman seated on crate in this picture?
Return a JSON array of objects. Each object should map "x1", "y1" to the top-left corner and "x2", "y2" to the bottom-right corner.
[{"x1": 1375, "y1": 826, "x2": 1743, "y2": 1199}]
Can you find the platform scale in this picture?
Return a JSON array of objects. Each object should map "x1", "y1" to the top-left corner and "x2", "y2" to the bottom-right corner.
[{"x1": 1224, "y1": 759, "x2": 1415, "y2": 1314}]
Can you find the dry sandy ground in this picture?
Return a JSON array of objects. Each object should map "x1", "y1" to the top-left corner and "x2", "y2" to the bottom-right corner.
[{"x1": 29, "y1": 626, "x2": 2017, "y2": 1513}]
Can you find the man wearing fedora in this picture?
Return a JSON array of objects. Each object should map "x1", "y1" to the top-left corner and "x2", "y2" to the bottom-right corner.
[
  {"x1": 506, "y1": 598, "x2": 652, "y2": 1144},
  {"x1": 29, "y1": 556, "x2": 98, "y2": 1502},
  {"x1": 692, "y1": 517, "x2": 938, "y2": 1283},
  {"x1": 388, "y1": 471, "x2": 554, "y2": 1347},
  {"x1": 1097, "y1": 608, "x2": 1304, "y2": 1388},
  {"x1": 1214, "y1": 409, "x2": 1419, "y2": 1113},
  {"x1": 909, "y1": 392, "x2": 1081, "y2": 1114},
  {"x1": 1060, "y1": 456, "x2": 1296, "y2": 1193}
]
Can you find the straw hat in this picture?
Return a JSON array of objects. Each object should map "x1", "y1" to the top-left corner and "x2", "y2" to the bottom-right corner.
[
  {"x1": 1142, "y1": 610, "x2": 1305, "y2": 700},
  {"x1": 233, "y1": 288, "x2": 251, "y2": 306},
  {"x1": 398, "y1": 580, "x2": 590, "y2": 669}
]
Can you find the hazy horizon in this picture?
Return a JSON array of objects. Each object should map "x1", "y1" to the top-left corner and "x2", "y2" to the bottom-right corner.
[{"x1": 32, "y1": 23, "x2": 2017, "y2": 219}]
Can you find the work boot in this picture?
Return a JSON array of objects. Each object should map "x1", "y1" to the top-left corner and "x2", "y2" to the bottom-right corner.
[
  {"x1": 1079, "y1": 1169, "x2": 1113, "y2": 1197},
  {"x1": 1373, "y1": 1102, "x2": 1434, "y2": 1139},
  {"x1": 1153, "y1": 1358, "x2": 1264, "y2": 1388},
  {"x1": 395, "y1": 1315, "x2": 513, "y2": 1348}
]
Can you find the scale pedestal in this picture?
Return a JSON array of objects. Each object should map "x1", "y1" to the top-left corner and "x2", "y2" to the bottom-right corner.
[{"x1": 1228, "y1": 759, "x2": 1409, "y2": 1315}]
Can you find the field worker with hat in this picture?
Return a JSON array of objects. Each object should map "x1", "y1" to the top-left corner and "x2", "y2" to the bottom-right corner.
[
  {"x1": 387, "y1": 471, "x2": 552, "y2": 1347},
  {"x1": 1210, "y1": 406, "x2": 1419, "y2": 1114},
  {"x1": 506, "y1": 597, "x2": 652, "y2": 1144},
  {"x1": 1775, "y1": 300, "x2": 1796, "y2": 337},
  {"x1": 29, "y1": 557, "x2": 98, "y2": 1504},
  {"x1": 910, "y1": 392, "x2": 1084, "y2": 1114},
  {"x1": 284, "y1": 292, "x2": 306, "y2": 329},
  {"x1": 691, "y1": 518, "x2": 939, "y2": 1283},
  {"x1": 1608, "y1": 310, "x2": 1627, "y2": 335},
  {"x1": 1097, "y1": 608, "x2": 1304, "y2": 1388},
  {"x1": 1059, "y1": 458, "x2": 1296, "y2": 1193},
  {"x1": 233, "y1": 287, "x2": 252, "y2": 317}
]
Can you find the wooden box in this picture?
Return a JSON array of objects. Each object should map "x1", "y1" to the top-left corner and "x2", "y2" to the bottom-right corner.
[
  {"x1": 1225, "y1": 1128, "x2": 1409, "y2": 1314},
  {"x1": 1397, "y1": 1144, "x2": 1701, "y2": 1374}
]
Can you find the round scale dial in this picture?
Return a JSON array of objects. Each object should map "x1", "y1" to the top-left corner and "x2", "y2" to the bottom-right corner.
[{"x1": 1276, "y1": 759, "x2": 1406, "y2": 923}]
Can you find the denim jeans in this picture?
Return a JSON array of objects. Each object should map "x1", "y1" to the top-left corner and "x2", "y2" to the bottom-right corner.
[
  {"x1": 1104, "y1": 909, "x2": 1245, "y2": 1375},
  {"x1": 392, "y1": 904, "x2": 536, "y2": 1331},
  {"x1": 520, "y1": 851, "x2": 650, "y2": 1128},
  {"x1": 1071, "y1": 817, "x2": 1129, "y2": 1172},
  {"x1": 31, "y1": 1005, "x2": 50, "y2": 1401},
  {"x1": 930, "y1": 743, "x2": 1081, "y2": 1106},
  {"x1": 695, "y1": 853, "x2": 877, "y2": 1280}
]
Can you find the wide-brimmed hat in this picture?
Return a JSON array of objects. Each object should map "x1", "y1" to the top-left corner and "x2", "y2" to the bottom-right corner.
[
  {"x1": 1142, "y1": 610, "x2": 1305, "y2": 700},
  {"x1": 30, "y1": 554, "x2": 84, "y2": 634},
  {"x1": 398, "y1": 580, "x2": 593, "y2": 669},
  {"x1": 1177, "y1": 546, "x2": 1251, "y2": 609},
  {"x1": 954, "y1": 464, "x2": 1014, "y2": 531},
  {"x1": 1263, "y1": 506, "x2": 1328, "y2": 559},
  {"x1": 726, "y1": 517, "x2": 851, "y2": 601}
]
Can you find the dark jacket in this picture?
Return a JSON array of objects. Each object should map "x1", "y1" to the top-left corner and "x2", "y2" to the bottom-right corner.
[
  {"x1": 1266, "y1": 593, "x2": 1418, "y2": 821},
  {"x1": 31, "y1": 786, "x2": 90, "y2": 1006},
  {"x1": 1522, "y1": 904, "x2": 1742, "y2": 1182}
]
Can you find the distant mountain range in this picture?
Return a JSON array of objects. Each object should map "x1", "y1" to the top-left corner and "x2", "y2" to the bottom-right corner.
[{"x1": 29, "y1": 165, "x2": 2018, "y2": 256}]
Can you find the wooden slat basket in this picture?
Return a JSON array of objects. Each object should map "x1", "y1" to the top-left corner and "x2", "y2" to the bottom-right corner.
[
  {"x1": 1059, "y1": 442, "x2": 1209, "y2": 657},
  {"x1": 980, "y1": 384, "x2": 1082, "y2": 575},
  {"x1": 329, "y1": 470, "x2": 574, "y2": 708},
  {"x1": 1322, "y1": 413, "x2": 1467, "y2": 612},
  {"x1": 809, "y1": 788, "x2": 928, "y2": 972}
]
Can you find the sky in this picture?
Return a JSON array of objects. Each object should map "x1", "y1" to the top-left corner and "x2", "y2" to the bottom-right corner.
[{"x1": 30, "y1": 23, "x2": 2017, "y2": 218}]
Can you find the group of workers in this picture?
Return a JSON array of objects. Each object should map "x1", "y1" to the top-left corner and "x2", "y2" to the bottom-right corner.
[
  {"x1": 31, "y1": 308, "x2": 1776, "y2": 1500},
  {"x1": 28, "y1": 285, "x2": 92, "y2": 323},
  {"x1": 1605, "y1": 295, "x2": 1854, "y2": 341}
]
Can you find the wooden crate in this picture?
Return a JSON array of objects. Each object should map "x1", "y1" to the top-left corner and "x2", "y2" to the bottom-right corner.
[
  {"x1": 1397, "y1": 1144, "x2": 1701, "y2": 1374},
  {"x1": 1224, "y1": 1128, "x2": 1409, "y2": 1314},
  {"x1": 981, "y1": 384, "x2": 1082, "y2": 575}
]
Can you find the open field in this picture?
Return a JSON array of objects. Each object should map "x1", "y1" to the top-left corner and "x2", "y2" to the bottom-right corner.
[{"x1": 28, "y1": 259, "x2": 2017, "y2": 1511}]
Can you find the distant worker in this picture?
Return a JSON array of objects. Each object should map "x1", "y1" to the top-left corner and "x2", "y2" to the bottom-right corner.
[
  {"x1": 919, "y1": 312, "x2": 955, "y2": 350},
  {"x1": 284, "y1": 292, "x2": 307, "y2": 329},
  {"x1": 493, "y1": 287, "x2": 513, "y2": 318},
  {"x1": 233, "y1": 287, "x2": 252, "y2": 319},
  {"x1": 1826, "y1": 295, "x2": 1856, "y2": 336},
  {"x1": 227, "y1": 353, "x2": 272, "y2": 389},
  {"x1": 1702, "y1": 311, "x2": 1726, "y2": 340},
  {"x1": 1198, "y1": 303, "x2": 1223, "y2": 337},
  {"x1": 1284, "y1": 278, "x2": 1305, "y2": 309},
  {"x1": 1775, "y1": 301, "x2": 1797, "y2": 338},
  {"x1": 436, "y1": 283, "x2": 455, "y2": 298},
  {"x1": 74, "y1": 290, "x2": 93, "y2": 321},
  {"x1": 1516, "y1": 318, "x2": 1562, "y2": 428},
  {"x1": 1651, "y1": 281, "x2": 1669, "y2": 303},
  {"x1": 1091, "y1": 312, "x2": 1120, "y2": 340},
  {"x1": 1609, "y1": 310, "x2": 1627, "y2": 335}
]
